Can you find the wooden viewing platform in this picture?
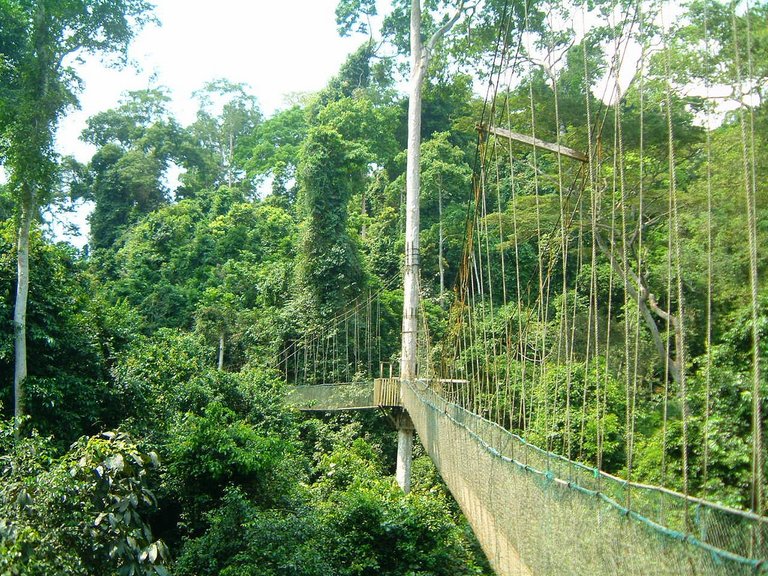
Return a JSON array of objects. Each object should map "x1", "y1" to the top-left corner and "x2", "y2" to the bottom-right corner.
[{"x1": 374, "y1": 377, "x2": 401, "y2": 407}]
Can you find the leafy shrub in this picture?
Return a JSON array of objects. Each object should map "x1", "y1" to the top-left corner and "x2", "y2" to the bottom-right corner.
[
  {"x1": 175, "y1": 488, "x2": 330, "y2": 576},
  {"x1": 165, "y1": 402, "x2": 298, "y2": 528},
  {"x1": 0, "y1": 424, "x2": 168, "y2": 576}
]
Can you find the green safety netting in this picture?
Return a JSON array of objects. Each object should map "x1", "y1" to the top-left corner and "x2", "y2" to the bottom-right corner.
[
  {"x1": 402, "y1": 379, "x2": 768, "y2": 576},
  {"x1": 285, "y1": 383, "x2": 376, "y2": 411}
]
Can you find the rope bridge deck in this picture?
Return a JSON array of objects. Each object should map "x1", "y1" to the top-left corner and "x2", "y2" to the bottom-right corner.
[
  {"x1": 401, "y1": 379, "x2": 768, "y2": 576},
  {"x1": 287, "y1": 378, "x2": 767, "y2": 574},
  {"x1": 285, "y1": 378, "x2": 402, "y2": 411}
]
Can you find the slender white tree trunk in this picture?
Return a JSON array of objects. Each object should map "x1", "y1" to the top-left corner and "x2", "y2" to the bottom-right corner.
[
  {"x1": 218, "y1": 331, "x2": 225, "y2": 371},
  {"x1": 227, "y1": 131, "x2": 234, "y2": 187},
  {"x1": 395, "y1": 0, "x2": 427, "y2": 494},
  {"x1": 401, "y1": 0, "x2": 463, "y2": 378},
  {"x1": 14, "y1": 190, "x2": 33, "y2": 426},
  {"x1": 397, "y1": 0, "x2": 430, "y2": 494},
  {"x1": 438, "y1": 186, "x2": 445, "y2": 301},
  {"x1": 397, "y1": 0, "x2": 464, "y2": 494},
  {"x1": 401, "y1": 0, "x2": 427, "y2": 383}
]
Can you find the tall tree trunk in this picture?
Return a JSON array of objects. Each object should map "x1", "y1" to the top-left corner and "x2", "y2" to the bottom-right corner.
[
  {"x1": 401, "y1": 0, "x2": 464, "y2": 380},
  {"x1": 227, "y1": 131, "x2": 234, "y2": 187},
  {"x1": 361, "y1": 189, "x2": 367, "y2": 239},
  {"x1": 14, "y1": 2, "x2": 50, "y2": 430},
  {"x1": 438, "y1": 185, "x2": 445, "y2": 302},
  {"x1": 401, "y1": 0, "x2": 427, "y2": 383},
  {"x1": 14, "y1": 187, "x2": 34, "y2": 426},
  {"x1": 398, "y1": 0, "x2": 465, "y2": 494},
  {"x1": 218, "y1": 331, "x2": 225, "y2": 371}
]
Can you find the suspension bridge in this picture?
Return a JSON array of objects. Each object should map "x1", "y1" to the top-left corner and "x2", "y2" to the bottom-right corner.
[{"x1": 280, "y1": 0, "x2": 766, "y2": 573}]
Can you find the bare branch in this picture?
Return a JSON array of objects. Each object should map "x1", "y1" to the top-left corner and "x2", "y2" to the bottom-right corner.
[
  {"x1": 484, "y1": 124, "x2": 589, "y2": 162},
  {"x1": 426, "y1": 0, "x2": 471, "y2": 55}
]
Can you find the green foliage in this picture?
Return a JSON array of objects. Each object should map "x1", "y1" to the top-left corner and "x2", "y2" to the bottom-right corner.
[
  {"x1": 1, "y1": 0, "x2": 156, "y2": 427},
  {"x1": 82, "y1": 89, "x2": 205, "y2": 252},
  {"x1": 359, "y1": 195, "x2": 401, "y2": 281},
  {"x1": 0, "y1": 425, "x2": 168, "y2": 576},
  {"x1": 665, "y1": 0, "x2": 768, "y2": 93},
  {"x1": 82, "y1": 89, "x2": 174, "y2": 148},
  {"x1": 107, "y1": 329, "x2": 297, "y2": 439},
  {"x1": 402, "y1": 74, "x2": 477, "y2": 147},
  {"x1": 311, "y1": 432, "x2": 488, "y2": 576},
  {"x1": 108, "y1": 200, "x2": 207, "y2": 327},
  {"x1": 111, "y1": 328, "x2": 215, "y2": 431},
  {"x1": 418, "y1": 132, "x2": 473, "y2": 294},
  {"x1": 98, "y1": 195, "x2": 297, "y2": 348},
  {"x1": 186, "y1": 79, "x2": 263, "y2": 195},
  {"x1": 308, "y1": 43, "x2": 377, "y2": 119},
  {"x1": 0, "y1": 0, "x2": 156, "y2": 209},
  {"x1": 0, "y1": 220, "x2": 134, "y2": 444},
  {"x1": 525, "y1": 360, "x2": 626, "y2": 469},
  {"x1": 175, "y1": 488, "x2": 330, "y2": 576},
  {"x1": 296, "y1": 125, "x2": 368, "y2": 322},
  {"x1": 679, "y1": 299, "x2": 768, "y2": 507},
  {"x1": 336, "y1": 0, "x2": 378, "y2": 37},
  {"x1": 88, "y1": 144, "x2": 170, "y2": 251},
  {"x1": 244, "y1": 105, "x2": 307, "y2": 205},
  {"x1": 316, "y1": 95, "x2": 400, "y2": 168},
  {"x1": 0, "y1": 184, "x2": 14, "y2": 220},
  {"x1": 165, "y1": 402, "x2": 296, "y2": 525},
  {"x1": 208, "y1": 201, "x2": 296, "y2": 264},
  {"x1": 174, "y1": 418, "x2": 491, "y2": 576}
]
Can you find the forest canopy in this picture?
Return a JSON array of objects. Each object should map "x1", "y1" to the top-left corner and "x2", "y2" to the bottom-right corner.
[{"x1": 1, "y1": 0, "x2": 766, "y2": 573}]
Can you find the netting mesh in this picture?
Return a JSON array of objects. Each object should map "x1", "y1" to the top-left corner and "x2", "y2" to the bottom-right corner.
[
  {"x1": 285, "y1": 383, "x2": 376, "y2": 411},
  {"x1": 402, "y1": 379, "x2": 768, "y2": 576}
]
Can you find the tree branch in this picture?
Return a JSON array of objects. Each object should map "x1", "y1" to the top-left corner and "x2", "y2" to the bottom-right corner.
[
  {"x1": 594, "y1": 229, "x2": 681, "y2": 384},
  {"x1": 426, "y1": 1, "x2": 470, "y2": 56}
]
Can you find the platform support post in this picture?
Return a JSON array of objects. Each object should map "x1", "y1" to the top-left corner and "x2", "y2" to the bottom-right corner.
[{"x1": 395, "y1": 411, "x2": 414, "y2": 493}]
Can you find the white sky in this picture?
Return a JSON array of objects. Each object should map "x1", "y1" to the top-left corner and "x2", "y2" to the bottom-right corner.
[{"x1": 56, "y1": 0, "x2": 367, "y2": 162}]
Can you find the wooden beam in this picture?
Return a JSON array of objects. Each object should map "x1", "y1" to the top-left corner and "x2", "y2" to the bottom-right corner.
[{"x1": 481, "y1": 124, "x2": 589, "y2": 163}]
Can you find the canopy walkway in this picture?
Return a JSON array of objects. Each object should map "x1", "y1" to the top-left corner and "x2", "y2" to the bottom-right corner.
[
  {"x1": 288, "y1": 378, "x2": 768, "y2": 575},
  {"x1": 280, "y1": 0, "x2": 766, "y2": 573}
]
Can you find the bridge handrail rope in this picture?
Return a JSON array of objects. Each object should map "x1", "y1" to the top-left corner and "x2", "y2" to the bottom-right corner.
[
  {"x1": 278, "y1": 272, "x2": 401, "y2": 373},
  {"x1": 411, "y1": 377, "x2": 768, "y2": 525},
  {"x1": 730, "y1": 0, "x2": 764, "y2": 519},
  {"x1": 289, "y1": 381, "x2": 370, "y2": 387},
  {"x1": 428, "y1": 0, "x2": 767, "y2": 571}
]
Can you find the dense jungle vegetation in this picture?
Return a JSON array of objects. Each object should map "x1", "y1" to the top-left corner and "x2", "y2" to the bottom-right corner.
[{"x1": 1, "y1": 0, "x2": 767, "y2": 574}]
